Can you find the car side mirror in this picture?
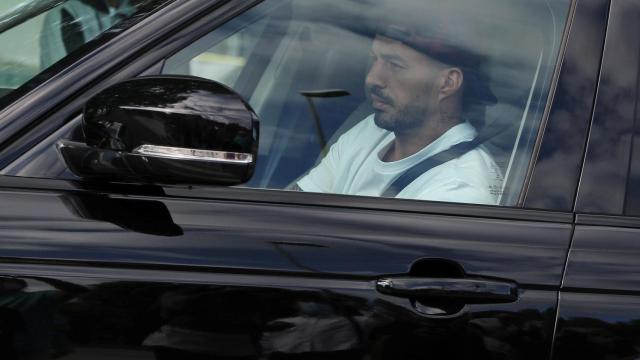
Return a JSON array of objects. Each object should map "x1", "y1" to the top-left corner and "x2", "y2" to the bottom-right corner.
[{"x1": 58, "y1": 75, "x2": 259, "y2": 185}]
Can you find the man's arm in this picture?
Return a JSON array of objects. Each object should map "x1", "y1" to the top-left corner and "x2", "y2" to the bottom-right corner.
[
  {"x1": 292, "y1": 115, "x2": 374, "y2": 193},
  {"x1": 294, "y1": 147, "x2": 340, "y2": 193}
]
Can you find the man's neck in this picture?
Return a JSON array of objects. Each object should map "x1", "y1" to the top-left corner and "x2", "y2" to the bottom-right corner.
[{"x1": 382, "y1": 115, "x2": 462, "y2": 162}]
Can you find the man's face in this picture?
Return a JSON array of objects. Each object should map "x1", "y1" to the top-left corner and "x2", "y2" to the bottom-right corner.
[{"x1": 366, "y1": 36, "x2": 444, "y2": 133}]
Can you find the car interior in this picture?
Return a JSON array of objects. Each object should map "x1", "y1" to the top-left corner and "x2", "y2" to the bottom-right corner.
[
  {"x1": 163, "y1": 0, "x2": 565, "y2": 206},
  {"x1": 1, "y1": 0, "x2": 570, "y2": 208}
]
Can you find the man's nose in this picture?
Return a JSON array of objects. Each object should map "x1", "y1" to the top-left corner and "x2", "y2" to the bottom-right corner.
[{"x1": 366, "y1": 60, "x2": 386, "y2": 88}]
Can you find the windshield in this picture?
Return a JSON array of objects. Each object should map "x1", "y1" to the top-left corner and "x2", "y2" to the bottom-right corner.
[{"x1": 0, "y1": 0, "x2": 168, "y2": 101}]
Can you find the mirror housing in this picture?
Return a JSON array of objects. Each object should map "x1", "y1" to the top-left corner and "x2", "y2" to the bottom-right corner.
[{"x1": 58, "y1": 76, "x2": 259, "y2": 185}]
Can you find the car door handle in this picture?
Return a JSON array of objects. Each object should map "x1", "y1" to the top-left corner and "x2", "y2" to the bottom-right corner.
[{"x1": 376, "y1": 277, "x2": 518, "y2": 304}]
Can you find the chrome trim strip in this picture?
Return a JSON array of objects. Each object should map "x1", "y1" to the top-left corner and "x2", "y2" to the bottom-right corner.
[
  {"x1": 132, "y1": 145, "x2": 252, "y2": 164},
  {"x1": 119, "y1": 105, "x2": 204, "y2": 116}
]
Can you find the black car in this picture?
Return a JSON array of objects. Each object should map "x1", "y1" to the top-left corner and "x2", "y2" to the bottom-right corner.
[{"x1": 0, "y1": 0, "x2": 636, "y2": 359}]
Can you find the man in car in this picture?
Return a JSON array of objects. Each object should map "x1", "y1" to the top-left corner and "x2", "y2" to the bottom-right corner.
[{"x1": 294, "y1": 18, "x2": 503, "y2": 205}]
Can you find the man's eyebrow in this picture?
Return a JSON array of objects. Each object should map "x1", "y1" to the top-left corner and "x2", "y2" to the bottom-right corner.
[
  {"x1": 380, "y1": 53, "x2": 408, "y2": 65},
  {"x1": 370, "y1": 49, "x2": 407, "y2": 63}
]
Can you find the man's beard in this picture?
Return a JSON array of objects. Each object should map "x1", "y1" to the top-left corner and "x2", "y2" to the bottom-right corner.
[
  {"x1": 373, "y1": 101, "x2": 426, "y2": 133},
  {"x1": 368, "y1": 86, "x2": 429, "y2": 133}
]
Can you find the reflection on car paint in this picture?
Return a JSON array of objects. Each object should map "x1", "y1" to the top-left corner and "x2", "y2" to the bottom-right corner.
[{"x1": 0, "y1": 275, "x2": 559, "y2": 360}]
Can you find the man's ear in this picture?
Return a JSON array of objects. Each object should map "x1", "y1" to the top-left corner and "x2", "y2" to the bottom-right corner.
[{"x1": 438, "y1": 68, "x2": 464, "y2": 100}]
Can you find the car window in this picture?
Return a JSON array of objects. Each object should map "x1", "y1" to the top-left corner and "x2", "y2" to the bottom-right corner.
[
  {"x1": 3, "y1": 0, "x2": 573, "y2": 208},
  {"x1": 0, "y1": 0, "x2": 167, "y2": 102},
  {"x1": 161, "y1": 0, "x2": 571, "y2": 206}
]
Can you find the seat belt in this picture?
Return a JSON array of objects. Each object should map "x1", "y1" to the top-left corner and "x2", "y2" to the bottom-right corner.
[{"x1": 381, "y1": 139, "x2": 479, "y2": 198}]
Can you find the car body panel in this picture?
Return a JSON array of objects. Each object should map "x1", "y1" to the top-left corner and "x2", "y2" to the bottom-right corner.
[
  {"x1": 0, "y1": 178, "x2": 569, "y2": 358},
  {"x1": 0, "y1": 264, "x2": 559, "y2": 359},
  {"x1": 565, "y1": 218, "x2": 640, "y2": 293},
  {"x1": 553, "y1": 293, "x2": 640, "y2": 360},
  {"x1": 0, "y1": 0, "x2": 626, "y2": 358},
  {"x1": 0, "y1": 183, "x2": 570, "y2": 284}
]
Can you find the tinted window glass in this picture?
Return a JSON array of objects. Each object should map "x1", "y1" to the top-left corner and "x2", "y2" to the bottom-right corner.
[
  {"x1": 0, "y1": 0, "x2": 167, "y2": 101},
  {"x1": 5, "y1": 0, "x2": 572, "y2": 208},
  {"x1": 574, "y1": 0, "x2": 640, "y2": 216},
  {"x1": 624, "y1": 94, "x2": 640, "y2": 216},
  {"x1": 161, "y1": 0, "x2": 571, "y2": 206}
]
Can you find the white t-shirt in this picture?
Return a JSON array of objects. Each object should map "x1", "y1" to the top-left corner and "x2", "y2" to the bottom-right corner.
[{"x1": 297, "y1": 115, "x2": 504, "y2": 205}]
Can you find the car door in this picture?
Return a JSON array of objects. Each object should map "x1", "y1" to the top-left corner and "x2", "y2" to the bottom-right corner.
[
  {"x1": 554, "y1": 0, "x2": 640, "y2": 359},
  {"x1": 0, "y1": 0, "x2": 608, "y2": 359}
]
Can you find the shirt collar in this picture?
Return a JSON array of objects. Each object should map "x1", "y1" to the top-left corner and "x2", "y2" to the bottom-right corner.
[
  {"x1": 419, "y1": 120, "x2": 477, "y2": 159},
  {"x1": 377, "y1": 121, "x2": 477, "y2": 164}
]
